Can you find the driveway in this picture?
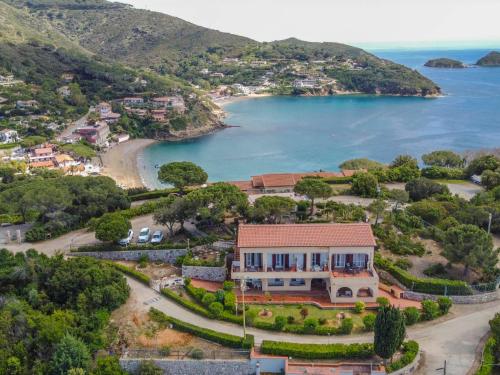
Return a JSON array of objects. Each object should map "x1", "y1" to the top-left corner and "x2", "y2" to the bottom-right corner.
[{"x1": 126, "y1": 277, "x2": 500, "y2": 375}]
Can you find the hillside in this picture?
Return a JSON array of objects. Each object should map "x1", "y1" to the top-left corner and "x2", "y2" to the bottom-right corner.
[
  {"x1": 3, "y1": 0, "x2": 440, "y2": 97},
  {"x1": 424, "y1": 58, "x2": 465, "y2": 69},
  {"x1": 476, "y1": 51, "x2": 500, "y2": 67}
]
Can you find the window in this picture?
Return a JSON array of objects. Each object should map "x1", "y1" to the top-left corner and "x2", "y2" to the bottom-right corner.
[
  {"x1": 275, "y1": 254, "x2": 284, "y2": 267},
  {"x1": 245, "y1": 253, "x2": 261, "y2": 268},
  {"x1": 353, "y1": 254, "x2": 366, "y2": 268},
  {"x1": 268, "y1": 278, "x2": 284, "y2": 287},
  {"x1": 335, "y1": 254, "x2": 346, "y2": 268}
]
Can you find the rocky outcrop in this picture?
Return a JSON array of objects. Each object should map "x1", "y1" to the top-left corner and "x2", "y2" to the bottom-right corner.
[
  {"x1": 424, "y1": 58, "x2": 466, "y2": 68},
  {"x1": 476, "y1": 51, "x2": 500, "y2": 66}
]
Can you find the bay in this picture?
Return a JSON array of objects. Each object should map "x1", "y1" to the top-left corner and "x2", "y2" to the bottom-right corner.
[{"x1": 140, "y1": 49, "x2": 500, "y2": 187}]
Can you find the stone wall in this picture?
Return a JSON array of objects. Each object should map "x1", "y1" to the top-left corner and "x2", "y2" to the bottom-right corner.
[
  {"x1": 403, "y1": 289, "x2": 499, "y2": 304},
  {"x1": 70, "y1": 249, "x2": 187, "y2": 263},
  {"x1": 182, "y1": 265, "x2": 227, "y2": 282},
  {"x1": 391, "y1": 350, "x2": 422, "y2": 375},
  {"x1": 119, "y1": 359, "x2": 253, "y2": 375}
]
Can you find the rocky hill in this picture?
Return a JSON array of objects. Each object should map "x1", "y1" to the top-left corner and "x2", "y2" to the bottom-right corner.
[
  {"x1": 424, "y1": 58, "x2": 465, "y2": 69},
  {"x1": 476, "y1": 51, "x2": 500, "y2": 67},
  {"x1": 2, "y1": 0, "x2": 441, "y2": 97}
]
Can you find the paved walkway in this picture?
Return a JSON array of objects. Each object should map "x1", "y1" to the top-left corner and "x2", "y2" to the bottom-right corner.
[{"x1": 127, "y1": 277, "x2": 500, "y2": 375}]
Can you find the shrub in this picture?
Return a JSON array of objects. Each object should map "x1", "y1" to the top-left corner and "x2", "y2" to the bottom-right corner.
[
  {"x1": 184, "y1": 277, "x2": 191, "y2": 286},
  {"x1": 202, "y1": 293, "x2": 216, "y2": 306},
  {"x1": 421, "y1": 300, "x2": 440, "y2": 321},
  {"x1": 189, "y1": 348, "x2": 204, "y2": 360},
  {"x1": 273, "y1": 316, "x2": 286, "y2": 331},
  {"x1": 287, "y1": 316, "x2": 295, "y2": 324},
  {"x1": 149, "y1": 308, "x2": 252, "y2": 349},
  {"x1": 318, "y1": 318, "x2": 327, "y2": 325},
  {"x1": 354, "y1": 301, "x2": 365, "y2": 314},
  {"x1": 223, "y1": 292, "x2": 236, "y2": 312},
  {"x1": 376, "y1": 297, "x2": 390, "y2": 308},
  {"x1": 423, "y1": 263, "x2": 448, "y2": 278},
  {"x1": 300, "y1": 307, "x2": 309, "y2": 320},
  {"x1": 260, "y1": 340, "x2": 374, "y2": 360},
  {"x1": 303, "y1": 318, "x2": 319, "y2": 333},
  {"x1": 403, "y1": 307, "x2": 420, "y2": 325},
  {"x1": 159, "y1": 346, "x2": 171, "y2": 356},
  {"x1": 223, "y1": 281, "x2": 235, "y2": 291},
  {"x1": 214, "y1": 289, "x2": 225, "y2": 303},
  {"x1": 208, "y1": 302, "x2": 224, "y2": 318},
  {"x1": 339, "y1": 318, "x2": 354, "y2": 334},
  {"x1": 421, "y1": 166, "x2": 465, "y2": 180},
  {"x1": 363, "y1": 314, "x2": 376, "y2": 331},
  {"x1": 374, "y1": 254, "x2": 472, "y2": 295},
  {"x1": 106, "y1": 261, "x2": 151, "y2": 285},
  {"x1": 161, "y1": 288, "x2": 213, "y2": 319},
  {"x1": 25, "y1": 226, "x2": 48, "y2": 242},
  {"x1": 476, "y1": 337, "x2": 496, "y2": 375},
  {"x1": 386, "y1": 341, "x2": 419, "y2": 373},
  {"x1": 394, "y1": 258, "x2": 413, "y2": 270},
  {"x1": 437, "y1": 296, "x2": 452, "y2": 315}
]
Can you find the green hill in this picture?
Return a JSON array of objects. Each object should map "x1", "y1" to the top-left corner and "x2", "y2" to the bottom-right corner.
[
  {"x1": 476, "y1": 51, "x2": 500, "y2": 67},
  {"x1": 424, "y1": 58, "x2": 465, "y2": 69},
  {"x1": 2, "y1": 0, "x2": 440, "y2": 96}
]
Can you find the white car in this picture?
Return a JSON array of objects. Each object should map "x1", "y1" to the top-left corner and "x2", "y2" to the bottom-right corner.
[
  {"x1": 118, "y1": 229, "x2": 134, "y2": 246},
  {"x1": 150, "y1": 230, "x2": 164, "y2": 244},
  {"x1": 137, "y1": 227, "x2": 151, "y2": 243}
]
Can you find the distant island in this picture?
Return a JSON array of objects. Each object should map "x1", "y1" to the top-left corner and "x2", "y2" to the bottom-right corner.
[
  {"x1": 424, "y1": 58, "x2": 466, "y2": 69},
  {"x1": 476, "y1": 51, "x2": 500, "y2": 66}
]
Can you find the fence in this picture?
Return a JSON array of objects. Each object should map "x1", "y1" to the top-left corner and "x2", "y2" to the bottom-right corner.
[{"x1": 122, "y1": 348, "x2": 250, "y2": 360}]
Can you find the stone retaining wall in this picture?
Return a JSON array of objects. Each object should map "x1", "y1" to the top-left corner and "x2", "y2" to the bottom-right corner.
[
  {"x1": 403, "y1": 289, "x2": 499, "y2": 304},
  {"x1": 70, "y1": 249, "x2": 187, "y2": 263},
  {"x1": 119, "y1": 359, "x2": 252, "y2": 375},
  {"x1": 390, "y1": 350, "x2": 422, "y2": 375},
  {"x1": 182, "y1": 265, "x2": 227, "y2": 282}
]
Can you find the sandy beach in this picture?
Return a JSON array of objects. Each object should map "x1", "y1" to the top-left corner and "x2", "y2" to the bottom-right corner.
[{"x1": 100, "y1": 138, "x2": 157, "y2": 189}]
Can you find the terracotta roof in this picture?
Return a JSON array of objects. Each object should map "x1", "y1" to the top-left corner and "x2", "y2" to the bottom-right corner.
[
  {"x1": 34, "y1": 147, "x2": 53, "y2": 155},
  {"x1": 250, "y1": 172, "x2": 344, "y2": 188},
  {"x1": 30, "y1": 160, "x2": 55, "y2": 168},
  {"x1": 227, "y1": 180, "x2": 254, "y2": 191},
  {"x1": 237, "y1": 223, "x2": 376, "y2": 248},
  {"x1": 55, "y1": 154, "x2": 74, "y2": 163}
]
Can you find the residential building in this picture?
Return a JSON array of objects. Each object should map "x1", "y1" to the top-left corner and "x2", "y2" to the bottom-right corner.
[
  {"x1": 54, "y1": 154, "x2": 78, "y2": 169},
  {"x1": 293, "y1": 79, "x2": 320, "y2": 89},
  {"x1": 0, "y1": 129, "x2": 19, "y2": 144},
  {"x1": 231, "y1": 223, "x2": 379, "y2": 303},
  {"x1": 122, "y1": 97, "x2": 144, "y2": 105},
  {"x1": 57, "y1": 86, "x2": 71, "y2": 97},
  {"x1": 114, "y1": 133, "x2": 130, "y2": 143},
  {"x1": 16, "y1": 100, "x2": 39, "y2": 109},
  {"x1": 61, "y1": 73, "x2": 75, "y2": 82},
  {"x1": 29, "y1": 160, "x2": 55, "y2": 169},
  {"x1": 0, "y1": 74, "x2": 21, "y2": 87},
  {"x1": 232, "y1": 83, "x2": 251, "y2": 95},
  {"x1": 152, "y1": 96, "x2": 186, "y2": 113},
  {"x1": 151, "y1": 109, "x2": 167, "y2": 122},
  {"x1": 76, "y1": 121, "x2": 110, "y2": 146},
  {"x1": 96, "y1": 102, "x2": 121, "y2": 123},
  {"x1": 210, "y1": 72, "x2": 225, "y2": 78},
  {"x1": 228, "y1": 170, "x2": 358, "y2": 193},
  {"x1": 29, "y1": 145, "x2": 55, "y2": 163}
]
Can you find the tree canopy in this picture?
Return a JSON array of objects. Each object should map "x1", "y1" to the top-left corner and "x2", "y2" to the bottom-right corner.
[
  {"x1": 252, "y1": 195, "x2": 296, "y2": 223},
  {"x1": 157, "y1": 161, "x2": 208, "y2": 191},
  {"x1": 443, "y1": 224, "x2": 498, "y2": 276},
  {"x1": 405, "y1": 177, "x2": 449, "y2": 201},
  {"x1": 374, "y1": 305, "x2": 406, "y2": 365},
  {"x1": 154, "y1": 196, "x2": 194, "y2": 236},
  {"x1": 95, "y1": 212, "x2": 131, "y2": 242},
  {"x1": 339, "y1": 158, "x2": 384, "y2": 170},
  {"x1": 422, "y1": 150, "x2": 463, "y2": 168},
  {"x1": 351, "y1": 172, "x2": 378, "y2": 198},
  {"x1": 293, "y1": 178, "x2": 332, "y2": 214}
]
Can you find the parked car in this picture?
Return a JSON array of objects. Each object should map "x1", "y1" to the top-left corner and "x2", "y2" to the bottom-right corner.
[
  {"x1": 118, "y1": 229, "x2": 134, "y2": 246},
  {"x1": 150, "y1": 230, "x2": 164, "y2": 244},
  {"x1": 137, "y1": 227, "x2": 151, "y2": 243}
]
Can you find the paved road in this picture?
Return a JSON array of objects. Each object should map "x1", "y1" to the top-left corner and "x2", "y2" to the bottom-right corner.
[{"x1": 127, "y1": 277, "x2": 500, "y2": 375}]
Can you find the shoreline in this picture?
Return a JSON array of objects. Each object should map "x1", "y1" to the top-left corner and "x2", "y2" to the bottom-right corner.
[{"x1": 100, "y1": 138, "x2": 157, "y2": 189}]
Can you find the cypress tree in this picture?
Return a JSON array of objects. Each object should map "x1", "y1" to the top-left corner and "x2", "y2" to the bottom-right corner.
[{"x1": 374, "y1": 305, "x2": 406, "y2": 365}]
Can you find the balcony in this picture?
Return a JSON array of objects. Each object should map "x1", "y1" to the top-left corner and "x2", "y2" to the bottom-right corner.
[
  {"x1": 331, "y1": 267, "x2": 376, "y2": 278},
  {"x1": 232, "y1": 262, "x2": 264, "y2": 273}
]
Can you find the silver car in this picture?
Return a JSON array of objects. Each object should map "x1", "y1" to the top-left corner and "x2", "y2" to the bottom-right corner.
[
  {"x1": 137, "y1": 227, "x2": 151, "y2": 243},
  {"x1": 118, "y1": 229, "x2": 134, "y2": 246},
  {"x1": 150, "y1": 230, "x2": 164, "y2": 244}
]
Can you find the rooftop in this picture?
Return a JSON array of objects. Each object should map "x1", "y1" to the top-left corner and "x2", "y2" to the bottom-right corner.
[{"x1": 237, "y1": 223, "x2": 376, "y2": 248}]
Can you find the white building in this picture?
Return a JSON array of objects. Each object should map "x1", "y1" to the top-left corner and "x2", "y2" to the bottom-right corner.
[{"x1": 0, "y1": 129, "x2": 19, "y2": 144}]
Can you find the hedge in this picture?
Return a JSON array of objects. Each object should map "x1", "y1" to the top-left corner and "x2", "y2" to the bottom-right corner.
[
  {"x1": 475, "y1": 337, "x2": 496, "y2": 375},
  {"x1": 105, "y1": 261, "x2": 151, "y2": 285},
  {"x1": 421, "y1": 166, "x2": 466, "y2": 180},
  {"x1": 260, "y1": 340, "x2": 374, "y2": 360},
  {"x1": 386, "y1": 341, "x2": 419, "y2": 373},
  {"x1": 149, "y1": 308, "x2": 254, "y2": 349},
  {"x1": 73, "y1": 242, "x2": 187, "y2": 253},
  {"x1": 322, "y1": 176, "x2": 353, "y2": 184},
  {"x1": 374, "y1": 254, "x2": 473, "y2": 295},
  {"x1": 161, "y1": 288, "x2": 214, "y2": 319},
  {"x1": 128, "y1": 188, "x2": 179, "y2": 202}
]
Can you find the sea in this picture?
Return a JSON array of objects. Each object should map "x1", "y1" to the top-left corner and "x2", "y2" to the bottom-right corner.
[{"x1": 139, "y1": 49, "x2": 500, "y2": 188}]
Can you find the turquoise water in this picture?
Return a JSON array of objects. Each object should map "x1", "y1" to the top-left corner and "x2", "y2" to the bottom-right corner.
[{"x1": 140, "y1": 49, "x2": 500, "y2": 187}]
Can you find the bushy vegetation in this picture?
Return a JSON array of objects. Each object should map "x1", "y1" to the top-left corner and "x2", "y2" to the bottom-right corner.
[
  {"x1": 149, "y1": 308, "x2": 254, "y2": 349},
  {"x1": 386, "y1": 341, "x2": 419, "y2": 373},
  {"x1": 0, "y1": 249, "x2": 129, "y2": 374}
]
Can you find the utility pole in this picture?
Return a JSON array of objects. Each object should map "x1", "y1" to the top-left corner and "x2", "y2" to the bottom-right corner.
[{"x1": 240, "y1": 277, "x2": 247, "y2": 339}]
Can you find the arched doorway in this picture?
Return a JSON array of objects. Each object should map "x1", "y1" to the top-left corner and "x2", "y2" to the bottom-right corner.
[
  {"x1": 356, "y1": 287, "x2": 374, "y2": 298},
  {"x1": 336, "y1": 287, "x2": 353, "y2": 297}
]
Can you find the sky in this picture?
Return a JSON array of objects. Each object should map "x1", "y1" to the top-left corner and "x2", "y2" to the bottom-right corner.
[{"x1": 120, "y1": 0, "x2": 500, "y2": 49}]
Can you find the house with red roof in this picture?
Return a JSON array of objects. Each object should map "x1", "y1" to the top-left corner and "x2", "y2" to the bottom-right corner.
[{"x1": 231, "y1": 223, "x2": 379, "y2": 303}]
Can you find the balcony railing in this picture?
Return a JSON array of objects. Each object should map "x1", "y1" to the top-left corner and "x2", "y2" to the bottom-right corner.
[{"x1": 331, "y1": 267, "x2": 374, "y2": 278}]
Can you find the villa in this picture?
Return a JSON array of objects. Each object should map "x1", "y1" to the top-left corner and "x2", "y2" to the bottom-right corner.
[
  {"x1": 231, "y1": 223, "x2": 379, "y2": 303},
  {"x1": 229, "y1": 170, "x2": 358, "y2": 194}
]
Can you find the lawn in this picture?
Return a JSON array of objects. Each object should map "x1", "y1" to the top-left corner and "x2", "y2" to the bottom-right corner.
[{"x1": 247, "y1": 304, "x2": 368, "y2": 331}]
